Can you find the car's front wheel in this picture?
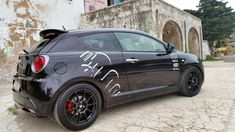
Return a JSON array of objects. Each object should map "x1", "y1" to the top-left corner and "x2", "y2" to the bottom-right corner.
[
  {"x1": 54, "y1": 83, "x2": 102, "y2": 131},
  {"x1": 180, "y1": 67, "x2": 203, "y2": 97}
]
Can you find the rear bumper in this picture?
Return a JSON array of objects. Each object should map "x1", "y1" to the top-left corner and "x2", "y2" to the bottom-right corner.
[
  {"x1": 12, "y1": 75, "x2": 60, "y2": 117},
  {"x1": 12, "y1": 89, "x2": 51, "y2": 117},
  {"x1": 13, "y1": 90, "x2": 38, "y2": 114}
]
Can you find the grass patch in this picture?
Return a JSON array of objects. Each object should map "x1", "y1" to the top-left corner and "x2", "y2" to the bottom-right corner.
[
  {"x1": 204, "y1": 55, "x2": 222, "y2": 61},
  {"x1": 7, "y1": 106, "x2": 18, "y2": 115},
  {"x1": 232, "y1": 48, "x2": 235, "y2": 53}
]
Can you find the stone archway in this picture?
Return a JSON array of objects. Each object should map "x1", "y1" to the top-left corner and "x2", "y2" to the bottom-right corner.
[
  {"x1": 188, "y1": 28, "x2": 199, "y2": 56},
  {"x1": 163, "y1": 20, "x2": 183, "y2": 51}
]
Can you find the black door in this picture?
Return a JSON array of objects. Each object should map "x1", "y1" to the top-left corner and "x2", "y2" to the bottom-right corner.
[
  {"x1": 114, "y1": 32, "x2": 179, "y2": 93},
  {"x1": 49, "y1": 32, "x2": 131, "y2": 107},
  {"x1": 75, "y1": 32, "x2": 132, "y2": 107}
]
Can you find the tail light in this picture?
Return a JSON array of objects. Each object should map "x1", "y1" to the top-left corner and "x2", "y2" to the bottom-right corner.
[{"x1": 31, "y1": 55, "x2": 49, "y2": 73}]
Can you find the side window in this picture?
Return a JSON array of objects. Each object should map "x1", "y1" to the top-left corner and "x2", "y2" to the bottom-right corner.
[
  {"x1": 51, "y1": 35, "x2": 83, "y2": 52},
  {"x1": 115, "y1": 32, "x2": 166, "y2": 52},
  {"x1": 79, "y1": 33, "x2": 120, "y2": 51}
]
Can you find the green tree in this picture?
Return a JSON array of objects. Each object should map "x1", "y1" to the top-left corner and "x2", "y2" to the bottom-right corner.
[
  {"x1": 232, "y1": 33, "x2": 235, "y2": 41},
  {"x1": 230, "y1": 28, "x2": 235, "y2": 42},
  {"x1": 184, "y1": 0, "x2": 235, "y2": 50}
]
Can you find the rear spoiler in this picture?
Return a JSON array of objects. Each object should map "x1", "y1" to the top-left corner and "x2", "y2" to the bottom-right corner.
[{"x1": 39, "y1": 29, "x2": 68, "y2": 39}]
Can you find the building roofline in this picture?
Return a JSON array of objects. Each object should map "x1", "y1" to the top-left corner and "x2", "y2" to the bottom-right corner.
[
  {"x1": 82, "y1": 0, "x2": 201, "y2": 22},
  {"x1": 159, "y1": 0, "x2": 201, "y2": 21},
  {"x1": 82, "y1": 0, "x2": 136, "y2": 15}
]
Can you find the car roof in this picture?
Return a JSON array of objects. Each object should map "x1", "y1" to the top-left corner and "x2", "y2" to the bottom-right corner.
[
  {"x1": 39, "y1": 28, "x2": 165, "y2": 43},
  {"x1": 68, "y1": 28, "x2": 149, "y2": 36},
  {"x1": 67, "y1": 28, "x2": 164, "y2": 42}
]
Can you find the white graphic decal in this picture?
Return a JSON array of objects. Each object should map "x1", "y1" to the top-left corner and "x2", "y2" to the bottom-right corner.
[
  {"x1": 172, "y1": 60, "x2": 178, "y2": 63},
  {"x1": 173, "y1": 68, "x2": 179, "y2": 71},
  {"x1": 108, "y1": 84, "x2": 120, "y2": 93},
  {"x1": 170, "y1": 53, "x2": 178, "y2": 59},
  {"x1": 101, "y1": 70, "x2": 120, "y2": 81},
  {"x1": 80, "y1": 51, "x2": 121, "y2": 96},
  {"x1": 173, "y1": 63, "x2": 179, "y2": 68},
  {"x1": 170, "y1": 53, "x2": 180, "y2": 71},
  {"x1": 96, "y1": 52, "x2": 112, "y2": 65}
]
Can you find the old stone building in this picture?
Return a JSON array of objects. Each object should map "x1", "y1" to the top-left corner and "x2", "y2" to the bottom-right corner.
[
  {"x1": 0, "y1": 0, "x2": 85, "y2": 69},
  {"x1": 80, "y1": 0, "x2": 203, "y2": 58},
  {"x1": 0, "y1": 0, "x2": 108, "y2": 68},
  {"x1": 0, "y1": 0, "x2": 203, "y2": 71}
]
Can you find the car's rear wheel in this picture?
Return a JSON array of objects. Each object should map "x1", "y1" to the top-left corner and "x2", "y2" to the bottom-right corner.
[
  {"x1": 54, "y1": 83, "x2": 102, "y2": 131},
  {"x1": 180, "y1": 67, "x2": 203, "y2": 97}
]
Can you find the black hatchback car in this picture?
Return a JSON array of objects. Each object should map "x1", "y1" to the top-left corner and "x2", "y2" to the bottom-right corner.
[{"x1": 13, "y1": 28, "x2": 204, "y2": 130}]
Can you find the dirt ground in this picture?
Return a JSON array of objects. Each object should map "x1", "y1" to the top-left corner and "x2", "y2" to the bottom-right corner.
[{"x1": 0, "y1": 60, "x2": 235, "y2": 132}]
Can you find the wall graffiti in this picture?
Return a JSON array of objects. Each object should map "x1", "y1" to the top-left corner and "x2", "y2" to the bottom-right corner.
[
  {"x1": 80, "y1": 51, "x2": 121, "y2": 96},
  {"x1": 84, "y1": 0, "x2": 107, "y2": 13}
]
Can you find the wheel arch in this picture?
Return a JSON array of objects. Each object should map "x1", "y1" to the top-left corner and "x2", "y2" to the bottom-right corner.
[
  {"x1": 185, "y1": 63, "x2": 204, "y2": 82},
  {"x1": 179, "y1": 63, "x2": 204, "y2": 87},
  {"x1": 193, "y1": 64, "x2": 204, "y2": 82},
  {"x1": 179, "y1": 63, "x2": 204, "y2": 96},
  {"x1": 48, "y1": 78, "x2": 106, "y2": 114}
]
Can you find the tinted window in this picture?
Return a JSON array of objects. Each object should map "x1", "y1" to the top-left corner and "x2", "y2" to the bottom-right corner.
[
  {"x1": 51, "y1": 35, "x2": 83, "y2": 52},
  {"x1": 79, "y1": 33, "x2": 120, "y2": 51},
  {"x1": 115, "y1": 32, "x2": 166, "y2": 52},
  {"x1": 27, "y1": 39, "x2": 49, "y2": 54}
]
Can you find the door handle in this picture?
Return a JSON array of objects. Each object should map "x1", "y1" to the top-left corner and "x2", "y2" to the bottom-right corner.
[{"x1": 126, "y1": 58, "x2": 139, "y2": 63}]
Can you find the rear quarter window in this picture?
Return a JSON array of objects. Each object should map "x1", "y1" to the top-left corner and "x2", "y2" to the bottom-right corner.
[
  {"x1": 50, "y1": 35, "x2": 84, "y2": 52},
  {"x1": 79, "y1": 33, "x2": 121, "y2": 51},
  {"x1": 27, "y1": 39, "x2": 50, "y2": 54}
]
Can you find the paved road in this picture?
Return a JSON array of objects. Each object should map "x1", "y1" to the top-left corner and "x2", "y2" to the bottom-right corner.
[
  {"x1": 223, "y1": 55, "x2": 235, "y2": 62},
  {"x1": 0, "y1": 61, "x2": 235, "y2": 132}
]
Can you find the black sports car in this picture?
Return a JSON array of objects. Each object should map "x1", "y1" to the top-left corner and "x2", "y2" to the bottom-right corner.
[{"x1": 12, "y1": 28, "x2": 204, "y2": 130}]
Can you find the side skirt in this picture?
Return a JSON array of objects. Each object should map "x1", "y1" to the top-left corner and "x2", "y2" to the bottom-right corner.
[{"x1": 106, "y1": 85, "x2": 179, "y2": 108}]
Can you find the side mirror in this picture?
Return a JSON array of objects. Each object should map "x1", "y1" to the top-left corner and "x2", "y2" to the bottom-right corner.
[{"x1": 166, "y1": 43, "x2": 175, "y2": 54}]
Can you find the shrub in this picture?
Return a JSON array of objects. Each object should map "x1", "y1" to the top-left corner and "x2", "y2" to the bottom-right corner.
[{"x1": 204, "y1": 55, "x2": 221, "y2": 61}]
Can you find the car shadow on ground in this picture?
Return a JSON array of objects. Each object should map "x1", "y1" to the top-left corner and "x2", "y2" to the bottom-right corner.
[{"x1": 12, "y1": 93, "x2": 181, "y2": 131}]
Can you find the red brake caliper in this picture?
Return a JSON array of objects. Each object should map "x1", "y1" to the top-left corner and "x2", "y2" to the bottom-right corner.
[{"x1": 66, "y1": 101, "x2": 75, "y2": 114}]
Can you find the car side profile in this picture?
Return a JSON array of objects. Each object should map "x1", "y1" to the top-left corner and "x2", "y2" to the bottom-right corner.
[{"x1": 12, "y1": 28, "x2": 204, "y2": 130}]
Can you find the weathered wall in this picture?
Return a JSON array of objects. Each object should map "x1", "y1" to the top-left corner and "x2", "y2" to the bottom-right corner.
[
  {"x1": 202, "y1": 40, "x2": 211, "y2": 60},
  {"x1": 79, "y1": 0, "x2": 156, "y2": 34},
  {"x1": 0, "y1": 0, "x2": 84, "y2": 69},
  {"x1": 85, "y1": 0, "x2": 107, "y2": 13},
  {"x1": 158, "y1": 0, "x2": 202, "y2": 57},
  {"x1": 79, "y1": 0, "x2": 203, "y2": 58}
]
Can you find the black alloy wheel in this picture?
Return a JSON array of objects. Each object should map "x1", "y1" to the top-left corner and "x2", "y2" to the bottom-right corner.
[
  {"x1": 180, "y1": 67, "x2": 203, "y2": 97},
  {"x1": 65, "y1": 89, "x2": 97, "y2": 124},
  {"x1": 187, "y1": 70, "x2": 201, "y2": 94},
  {"x1": 54, "y1": 83, "x2": 102, "y2": 131}
]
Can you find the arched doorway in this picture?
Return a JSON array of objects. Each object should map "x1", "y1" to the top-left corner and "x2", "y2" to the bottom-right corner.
[
  {"x1": 188, "y1": 28, "x2": 199, "y2": 56},
  {"x1": 163, "y1": 21, "x2": 183, "y2": 51}
]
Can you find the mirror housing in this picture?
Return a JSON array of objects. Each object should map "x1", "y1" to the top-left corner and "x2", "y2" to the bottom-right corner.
[{"x1": 166, "y1": 43, "x2": 175, "y2": 54}]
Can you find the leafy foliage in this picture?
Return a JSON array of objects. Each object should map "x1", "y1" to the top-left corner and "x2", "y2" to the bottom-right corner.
[
  {"x1": 230, "y1": 30, "x2": 235, "y2": 42},
  {"x1": 204, "y1": 55, "x2": 222, "y2": 61},
  {"x1": 184, "y1": 0, "x2": 235, "y2": 49}
]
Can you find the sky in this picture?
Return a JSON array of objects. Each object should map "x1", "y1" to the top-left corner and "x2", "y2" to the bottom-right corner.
[{"x1": 164, "y1": 0, "x2": 235, "y2": 10}]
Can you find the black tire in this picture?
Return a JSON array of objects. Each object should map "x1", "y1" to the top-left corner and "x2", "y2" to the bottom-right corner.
[
  {"x1": 180, "y1": 67, "x2": 203, "y2": 97},
  {"x1": 54, "y1": 83, "x2": 102, "y2": 131}
]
